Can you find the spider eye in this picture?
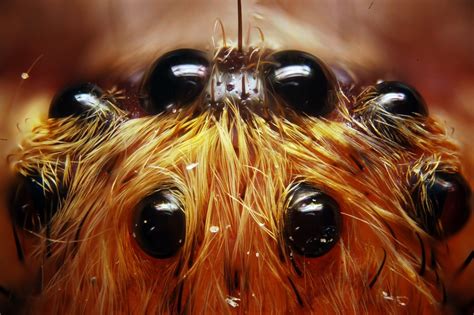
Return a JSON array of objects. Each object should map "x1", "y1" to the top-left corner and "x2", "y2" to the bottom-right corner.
[
  {"x1": 410, "y1": 171, "x2": 471, "y2": 239},
  {"x1": 354, "y1": 81, "x2": 429, "y2": 146},
  {"x1": 140, "y1": 49, "x2": 210, "y2": 114},
  {"x1": 133, "y1": 190, "x2": 185, "y2": 258},
  {"x1": 284, "y1": 184, "x2": 341, "y2": 257},
  {"x1": 9, "y1": 174, "x2": 61, "y2": 231},
  {"x1": 374, "y1": 81, "x2": 428, "y2": 117},
  {"x1": 49, "y1": 83, "x2": 112, "y2": 118},
  {"x1": 266, "y1": 50, "x2": 335, "y2": 117}
]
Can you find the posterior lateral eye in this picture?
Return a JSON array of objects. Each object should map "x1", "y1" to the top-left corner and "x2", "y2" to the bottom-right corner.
[{"x1": 373, "y1": 81, "x2": 428, "y2": 117}]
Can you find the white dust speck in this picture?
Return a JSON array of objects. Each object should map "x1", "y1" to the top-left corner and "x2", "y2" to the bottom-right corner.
[
  {"x1": 225, "y1": 296, "x2": 241, "y2": 308},
  {"x1": 21, "y1": 72, "x2": 29, "y2": 79},
  {"x1": 186, "y1": 162, "x2": 199, "y2": 170},
  {"x1": 210, "y1": 226, "x2": 220, "y2": 233},
  {"x1": 255, "y1": 252, "x2": 260, "y2": 258}
]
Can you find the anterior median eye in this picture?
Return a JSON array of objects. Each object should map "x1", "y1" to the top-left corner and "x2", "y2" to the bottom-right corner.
[
  {"x1": 132, "y1": 190, "x2": 186, "y2": 259},
  {"x1": 265, "y1": 50, "x2": 336, "y2": 117},
  {"x1": 140, "y1": 49, "x2": 210, "y2": 114},
  {"x1": 284, "y1": 184, "x2": 341, "y2": 257}
]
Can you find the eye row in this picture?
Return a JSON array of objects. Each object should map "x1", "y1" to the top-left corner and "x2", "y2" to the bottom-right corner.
[
  {"x1": 48, "y1": 49, "x2": 428, "y2": 126},
  {"x1": 9, "y1": 170, "x2": 470, "y2": 261}
]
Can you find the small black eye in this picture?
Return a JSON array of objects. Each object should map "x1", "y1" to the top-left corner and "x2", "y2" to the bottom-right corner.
[
  {"x1": 266, "y1": 50, "x2": 335, "y2": 117},
  {"x1": 284, "y1": 184, "x2": 341, "y2": 257},
  {"x1": 49, "y1": 83, "x2": 112, "y2": 118},
  {"x1": 374, "y1": 81, "x2": 428, "y2": 117},
  {"x1": 140, "y1": 49, "x2": 210, "y2": 114},
  {"x1": 410, "y1": 171, "x2": 471, "y2": 239},
  {"x1": 133, "y1": 190, "x2": 185, "y2": 258},
  {"x1": 8, "y1": 174, "x2": 61, "y2": 231}
]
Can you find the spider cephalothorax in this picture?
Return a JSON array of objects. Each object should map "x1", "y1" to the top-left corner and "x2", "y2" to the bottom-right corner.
[
  {"x1": 3, "y1": 41, "x2": 471, "y2": 314},
  {"x1": 1, "y1": 1, "x2": 472, "y2": 314}
]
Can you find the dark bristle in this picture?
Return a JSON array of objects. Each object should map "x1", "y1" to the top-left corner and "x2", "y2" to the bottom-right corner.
[
  {"x1": 289, "y1": 252, "x2": 302, "y2": 277},
  {"x1": 454, "y1": 250, "x2": 473, "y2": 277},
  {"x1": 441, "y1": 282, "x2": 447, "y2": 304},
  {"x1": 415, "y1": 233, "x2": 426, "y2": 276},
  {"x1": 379, "y1": 216, "x2": 397, "y2": 241},
  {"x1": 434, "y1": 268, "x2": 440, "y2": 285},
  {"x1": 349, "y1": 154, "x2": 364, "y2": 171},
  {"x1": 430, "y1": 247, "x2": 437, "y2": 269},
  {"x1": 11, "y1": 221, "x2": 24, "y2": 262},
  {"x1": 277, "y1": 244, "x2": 285, "y2": 263},
  {"x1": 430, "y1": 247, "x2": 441, "y2": 284},
  {"x1": 237, "y1": 0, "x2": 242, "y2": 52},
  {"x1": 174, "y1": 257, "x2": 184, "y2": 277},
  {"x1": 224, "y1": 257, "x2": 240, "y2": 293},
  {"x1": 369, "y1": 249, "x2": 387, "y2": 289},
  {"x1": 176, "y1": 280, "x2": 185, "y2": 314},
  {"x1": 72, "y1": 208, "x2": 93, "y2": 257},
  {"x1": 188, "y1": 239, "x2": 196, "y2": 268},
  {"x1": 287, "y1": 277, "x2": 304, "y2": 307},
  {"x1": 46, "y1": 221, "x2": 52, "y2": 258}
]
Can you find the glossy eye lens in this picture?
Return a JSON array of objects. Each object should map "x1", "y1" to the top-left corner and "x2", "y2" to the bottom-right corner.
[
  {"x1": 410, "y1": 171, "x2": 471, "y2": 239},
  {"x1": 140, "y1": 49, "x2": 210, "y2": 114},
  {"x1": 374, "y1": 81, "x2": 428, "y2": 117},
  {"x1": 49, "y1": 83, "x2": 112, "y2": 118},
  {"x1": 266, "y1": 50, "x2": 335, "y2": 117},
  {"x1": 354, "y1": 80, "x2": 429, "y2": 146},
  {"x1": 9, "y1": 174, "x2": 61, "y2": 231},
  {"x1": 284, "y1": 184, "x2": 341, "y2": 257},
  {"x1": 133, "y1": 190, "x2": 185, "y2": 258}
]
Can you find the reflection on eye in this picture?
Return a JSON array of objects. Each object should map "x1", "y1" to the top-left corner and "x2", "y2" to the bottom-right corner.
[
  {"x1": 376, "y1": 92, "x2": 406, "y2": 105},
  {"x1": 299, "y1": 201, "x2": 324, "y2": 213},
  {"x1": 171, "y1": 64, "x2": 207, "y2": 77},
  {"x1": 274, "y1": 65, "x2": 311, "y2": 81},
  {"x1": 74, "y1": 93, "x2": 102, "y2": 107}
]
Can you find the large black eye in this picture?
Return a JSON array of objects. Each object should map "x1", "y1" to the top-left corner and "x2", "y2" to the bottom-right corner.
[
  {"x1": 9, "y1": 174, "x2": 61, "y2": 231},
  {"x1": 266, "y1": 50, "x2": 335, "y2": 117},
  {"x1": 140, "y1": 49, "x2": 210, "y2": 114},
  {"x1": 49, "y1": 83, "x2": 112, "y2": 118},
  {"x1": 374, "y1": 81, "x2": 428, "y2": 117},
  {"x1": 133, "y1": 190, "x2": 185, "y2": 258},
  {"x1": 284, "y1": 184, "x2": 341, "y2": 257},
  {"x1": 354, "y1": 81, "x2": 429, "y2": 146},
  {"x1": 410, "y1": 171, "x2": 471, "y2": 239}
]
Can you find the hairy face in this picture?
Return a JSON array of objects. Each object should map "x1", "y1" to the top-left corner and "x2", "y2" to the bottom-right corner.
[{"x1": 0, "y1": 1, "x2": 473, "y2": 314}]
